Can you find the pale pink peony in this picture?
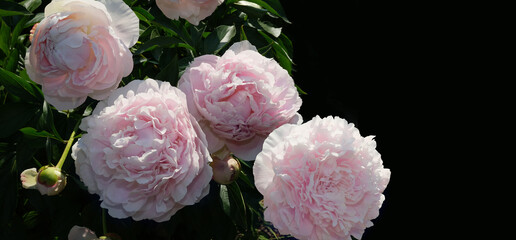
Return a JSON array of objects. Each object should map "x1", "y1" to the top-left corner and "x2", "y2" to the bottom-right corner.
[
  {"x1": 156, "y1": 0, "x2": 224, "y2": 25},
  {"x1": 71, "y1": 79, "x2": 213, "y2": 222},
  {"x1": 178, "y1": 40, "x2": 302, "y2": 160},
  {"x1": 254, "y1": 116, "x2": 391, "y2": 240},
  {"x1": 25, "y1": 0, "x2": 139, "y2": 110}
]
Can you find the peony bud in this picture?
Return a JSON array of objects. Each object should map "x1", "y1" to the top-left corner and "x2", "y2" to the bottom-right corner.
[
  {"x1": 37, "y1": 166, "x2": 60, "y2": 187},
  {"x1": 20, "y1": 166, "x2": 67, "y2": 196},
  {"x1": 210, "y1": 154, "x2": 241, "y2": 185}
]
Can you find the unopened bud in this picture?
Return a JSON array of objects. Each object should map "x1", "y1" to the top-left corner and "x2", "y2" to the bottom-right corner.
[
  {"x1": 21, "y1": 166, "x2": 67, "y2": 196},
  {"x1": 36, "y1": 166, "x2": 66, "y2": 196},
  {"x1": 210, "y1": 155, "x2": 241, "y2": 185},
  {"x1": 37, "y1": 166, "x2": 60, "y2": 187}
]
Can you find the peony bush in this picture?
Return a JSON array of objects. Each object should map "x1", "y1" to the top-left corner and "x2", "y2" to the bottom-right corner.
[{"x1": 0, "y1": 0, "x2": 390, "y2": 239}]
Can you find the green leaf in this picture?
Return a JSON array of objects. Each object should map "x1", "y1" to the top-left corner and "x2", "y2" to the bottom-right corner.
[
  {"x1": 0, "y1": 67, "x2": 43, "y2": 102},
  {"x1": 39, "y1": 101, "x2": 63, "y2": 142},
  {"x1": 258, "y1": 31, "x2": 293, "y2": 74},
  {"x1": 277, "y1": 33, "x2": 293, "y2": 59},
  {"x1": 296, "y1": 84, "x2": 308, "y2": 95},
  {"x1": 20, "y1": 0, "x2": 42, "y2": 13},
  {"x1": 22, "y1": 211, "x2": 39, "y2": 229},
  {"x1": 0, "y1": 1, "x2": 31, "y2": 16},
  {"x1": 219, "y1": 183, "x2": 248, "y2": 228},
  {"x1": 0, "y1": 19, "x2": 10, "y2": 55},
  {"x1": 0, "y1": 103, "x2": 38, "y2": 138},
  {"x1": 237, "y1": 169, "x2": 255, "y2": 190},
  {"x1": 241, "y1": 0, "x2": 290, "y2": 23},
  {"x1": 220, "y1": 184, "x2": 231, "y2": 216},
  {"x1": 135, "y1": 36, "x2": 178, "y2": 54},
  {"x1": 24, "y1": 12, "x2": 44, "y2": 28},
  {"x1": 156, "y1": 53, "x2": 179, "y2": 86},
  {"x1": 189, "y1": 23, "x2": 206, "y2": 51},
  {"x1": 257, "y1": 20, "x2": 281, "y2": 38},
  {"x1": 4, "y1": 48, "x2": 19, "y2": 72},
  {"x1": 10, "y1": 15, "x2": 29, "y2": 48},
  {"x1": 257, "y1": 235, "x2": 269, "y2": 240},
  {"x1": 151, "y1": 18, "x2": 192, "y2": 45},
  {"x1": 134, "y1": 36, "x2": 194, "y2": 55},
  {"x1": 19, "y1": 127, "x2": 59, "y2": 140},
  {"x1": 15, "y1": 133, "x2": 45, "y2": 172},
  {"x1": 227, "y1": 182, "x2": 247, "y2": 229},
  {"x1": 204, "y1": 25, "x2": 236, "y2": 54},
  {"x1": 233, "y1": 0, "x2": 268, "y2": 18},
  {"x1": 248, "y1": 18, "x2": 282, "y2": 38},
  {"x1": 132, "y1": 6, "x2": 154, "y2": 24}
]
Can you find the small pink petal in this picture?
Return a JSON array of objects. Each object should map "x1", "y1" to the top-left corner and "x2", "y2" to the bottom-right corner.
[{"x1": 20, "y1": 168, "x2": 38, "y2": 189}]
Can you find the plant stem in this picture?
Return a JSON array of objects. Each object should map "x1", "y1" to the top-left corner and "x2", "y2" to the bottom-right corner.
[
  {"x1": 56, "y1": 120, "x2": 80, "y2": 169},
  {"x1": 102, "y1": 208, "x2": 107, "y2": 235}
]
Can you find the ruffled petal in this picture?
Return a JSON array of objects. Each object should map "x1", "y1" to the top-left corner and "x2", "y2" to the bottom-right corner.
[
  {"x1": 227, "y1": 40, "x2": 258, "y2": 54},
  {"x1": 97, "y1": 0, "x2": 139, "y2": 47},
  {"x1": 20, "y1": 168, "x2": 38, "y2": 189},
  {"x1": 226, "y1": 134, "x2": 266, "y2": 161},
  {"x1": 67, "y1": 225, "x2": 98, "y2": 240}
]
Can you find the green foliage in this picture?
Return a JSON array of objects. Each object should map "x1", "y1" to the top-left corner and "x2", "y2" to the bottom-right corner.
[{"x1": 0, "y1": 0, "x2": 296, "y2": 239}]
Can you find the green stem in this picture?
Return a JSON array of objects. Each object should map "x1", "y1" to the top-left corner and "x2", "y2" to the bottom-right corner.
[
  {"x1": 56, "y1": 120, "x2": 80, "y2": 169},
  {"x1": 102, "y1": 208, "x2": 107, "y2": 235}
]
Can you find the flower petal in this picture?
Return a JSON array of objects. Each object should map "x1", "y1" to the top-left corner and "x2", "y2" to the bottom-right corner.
[
  {"x1": 97, "y1": 0, "x2": 139, "y2": 47},
  {"x1": 20, "y1": 168, "x2": 38, "y2": 189},
  {"x1": 67, "y1": 225, "x2": 98, "y2": 240},
  {"x1": 43, "y1": 93, "x2": 87, "y2": 111},
  {"x1": 227, "y1": 40, "x2": 258, "y2": 54},
  {"x1": 226, "y1": 134, "x2": 266, "y2": 161},
  {"x1": 45, "y1": 0, "x2": 108, "y2": 18}
]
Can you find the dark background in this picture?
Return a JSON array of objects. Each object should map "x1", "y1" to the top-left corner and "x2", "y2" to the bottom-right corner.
[{"x1": 281, "y1": 1, "x2": 421, "y2": 239}]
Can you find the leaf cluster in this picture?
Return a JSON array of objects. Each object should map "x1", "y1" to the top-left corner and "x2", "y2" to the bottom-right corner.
[{"x1": 128, "y1": 0, "x2": 294, "y2": 86}]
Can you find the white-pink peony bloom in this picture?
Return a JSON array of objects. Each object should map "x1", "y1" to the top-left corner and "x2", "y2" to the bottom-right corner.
[
  {"x1": 156, "y1": 0, "x2": 224, "y2": 25},
  {"x1": 71, "y1": 79, "x2": 213, "y2": 222},
  {"x1": 254, "y1": 116, "x2": 391, "y2": 240},
  {"x1": 178, "y1": 40, "x2": 302, "y2": 160},
  {"x1": 25, "y1": 0, "x2": 139, "y2": 110}
]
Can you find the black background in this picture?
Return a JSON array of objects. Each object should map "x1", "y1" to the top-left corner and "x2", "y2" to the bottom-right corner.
[{"x1": 281, "y1": 1, "x2": 420, "y2": 239}]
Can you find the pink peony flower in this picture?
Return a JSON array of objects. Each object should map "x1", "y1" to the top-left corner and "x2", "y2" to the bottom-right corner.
[
  {"x1": 254, "y1": 116, "x2": 391, "y2": 240},
  {"x1": 178, "y1": 40, "x2": 302, "y2": 160},
  {"x1": 156, "y1": 0, "x2": 224, "y2": 25},
  {"x1": 25, "y1": 0, "x2": 139, "y2": 110},
  {"x1": 71, "y1": 79, "x2": 213, "y2": 222}
]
